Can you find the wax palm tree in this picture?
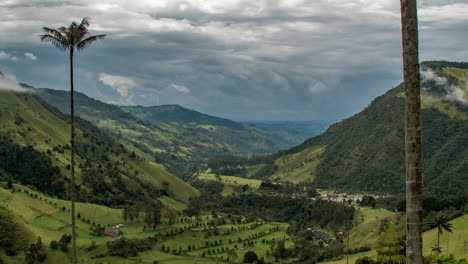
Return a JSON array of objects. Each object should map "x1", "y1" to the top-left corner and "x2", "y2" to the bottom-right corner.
[
  {"x1": 400, "y1": 1, "x2": 423, "y2": 263},
  {"x1": 39, "y1": 18, "x2": 105, "y2": 264},
  {"x1": 426, "y1": 213, "x2": 453, "y2": 255}
]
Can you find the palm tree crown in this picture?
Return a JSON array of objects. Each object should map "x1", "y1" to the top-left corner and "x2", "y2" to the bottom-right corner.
[
  {"x1": 425, "y1": 213, "x2": 453, "y2": 255},
  {"x1": 39, "y1": 17, "x2": 105, "y2": 52},
  {"x1": 426, "y1": 213, "x2": 453, "y2": 236}
]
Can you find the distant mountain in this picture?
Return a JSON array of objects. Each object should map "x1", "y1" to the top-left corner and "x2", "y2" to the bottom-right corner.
[
  {"x1": 121, "y1": 104, "x2": 244, "y2": 130},
  {"x1": 210, "y1": 61, "x2": 468, "y2": 198},
  {"x1": 241, "y1": 120, "x2": 332, "y2": 141},
  {"x1": 35, "y1": 89, "x2": 304, "y2": 174}
]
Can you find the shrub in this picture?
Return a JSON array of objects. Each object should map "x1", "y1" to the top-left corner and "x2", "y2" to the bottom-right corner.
[
  {"x1": 107, "y1": 237, "x2": 155, "y2": 258},
  {"x1": 243, "y1": 251, "x2": 258, "y2": 263},
  {"x1": 49, "y1": 240, "x2": 58, "y2": 250}
]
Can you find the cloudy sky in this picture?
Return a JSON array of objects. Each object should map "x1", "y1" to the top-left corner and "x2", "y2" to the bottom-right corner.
[{"x1": 0, "y1": 0, "x2": 467, "y2": 121}]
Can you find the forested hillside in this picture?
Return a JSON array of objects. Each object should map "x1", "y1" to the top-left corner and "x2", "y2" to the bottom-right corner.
[
  {"x1": 36, "y1": 89, "x2": 303, "y2": 174},
  {"x1": 121, "y1": 104, "x2": 244, "y2": 129},
  {"x1": 208, "y1": 61, "x2": 468, "y2": 200},
  {"x1": 0, "y1": 90, "x2": 198, "y2": 205}
]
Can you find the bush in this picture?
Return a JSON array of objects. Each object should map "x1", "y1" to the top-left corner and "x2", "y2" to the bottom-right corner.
[
  {"x1": 37, "y1": 252, "x2": 47, "y2": 262},
  {"x1": 355, "y1": 256, "x2": 375, "y2": 264},
  {"x1": 49, "y1": 240, "x2": 58, "y2": 250},
  {"x1": 107, "y1": 237, "x2": 156, "y2": 258},
  {"x1": 243, "y1": 251, "x2": 258, "y2": 263},
  {"x1": 59, "y1": 242, "x2": 68, "y2": 252}
]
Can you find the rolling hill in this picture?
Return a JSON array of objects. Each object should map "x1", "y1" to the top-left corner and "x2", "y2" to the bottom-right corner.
[
  {"x1": 209, "y1": 61, "x2": 468, "y2": 198},
  {"x1": 120, "y1": 104, "x2": 244, "y2": 130},
  {"x1": 0, "y1": 88, "x2": 198, "y2": 204},
  {"x1": 36, "y1": 88, "x2": 304, "y2": 174},
  {"x1": 0, "y1": 183, "x2": 291, "y2": 264}
]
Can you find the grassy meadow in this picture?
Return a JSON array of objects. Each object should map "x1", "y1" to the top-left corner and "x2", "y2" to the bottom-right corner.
[
  {"x1": 0, "y1": 184, "x2": 291, "y2": 264},
  {"x1": 197, "y1": 173, "x2": 263, "y2": 196},
  {"x1": 322, "y1": 209, "x2": 468, "y2": 264}
]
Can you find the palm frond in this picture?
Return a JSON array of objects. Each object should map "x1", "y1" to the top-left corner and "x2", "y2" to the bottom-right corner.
[
  {"x1": 77, "y1": 34, "x2": 106, "y2": 51},
  {"x1": 77, "y1": 28, "x2": 90, "y2": 44},
  {"x1": 441, "y1": 222, "x2": 452, "y2": 233},
  {"x1": 58, "y1": 26, "x2": 68, "y2": 34},
  {"x1": 39, "y1": 34, "x2": 68, "y2": 51},
  {"x1": 42, "y1": 27, "x2": 67, "y2": 43},
  {"x1": 68, "y1": 21, "x2": 78, "y2": 30},
  {"x1": 76, "y1": 17, "x2": 91, "y2": 42},
  {"x1": 79, "y1": 17, "x2": 90, "y2": 29}
]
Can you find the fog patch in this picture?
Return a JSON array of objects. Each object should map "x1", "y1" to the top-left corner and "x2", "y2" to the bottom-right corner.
[
  {"x1": 0, "y1": 73, "x2": 33, "y2": 93},
  {"x1": 420, "y1": 68, "x2": 467, "y2": 105},
  {"x1": 99, "y1": 73, "x2": 137, "y2": 104}
]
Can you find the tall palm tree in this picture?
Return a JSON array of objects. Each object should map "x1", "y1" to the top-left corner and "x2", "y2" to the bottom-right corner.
[
  {"x1": 426, "y1": 213, "x2": 453, "y2": 255},
  {"x1": 39, "y1": 18, "x2": 105, "y2": 264},
  {"x1": 399, "y1": 1, "x2": 423, "y2": 264}
]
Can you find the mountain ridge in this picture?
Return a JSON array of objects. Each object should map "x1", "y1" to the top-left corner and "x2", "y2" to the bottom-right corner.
[
  {"x1": 208, "y1": 61, "x2": 468, "y2": 198},
  {"x1": 35, "y1": 87, "x2": 305, "y2": 175},
  {"x1": 121, "y1": 104, "x2": 245, "y2": 130}
]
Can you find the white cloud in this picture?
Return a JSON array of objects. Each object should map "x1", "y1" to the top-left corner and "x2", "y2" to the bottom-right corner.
[
  {"x1": 24, "y1": 52, "x2": 37, "y2": 60},
  {"x1": 308, "y1": 81, "x2": 327, "y2": 94},
  {"x1": 0, "y1": 50, "x2": 11, "y2": 60},
  {"x1": 0, "y1": 74, "x2": 32, "y2": 93},
  {"x1": 421, "y1": 69, "x2": 467, "y2": 105},
  {"x1": 445, "y1": 86, "x2": 467, "y2": 105},
  {"x1": 421, "y1": 69, "x2": 447, "y2": 86},
  {"x1": 0, "y1": 0, "x2": 466, "y2": 120},
  {"x1": 10, "y1": 56, "x2": 19, "y2": 62},
  {"x1": 419, "y1": 3, "x2": 468, "y2": 24},
  {"x1": 171, "y1": 83, "x2": 190, "y2": 93},
  {"x1": 98, "y1": 73, "x2": 137, "y2": 103}
]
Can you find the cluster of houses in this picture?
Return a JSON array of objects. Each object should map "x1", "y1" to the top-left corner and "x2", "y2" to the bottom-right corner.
[
  {"x1": 292, "y1": 191, "x2": 360, "y2": 203},
  {"x1": 315, "y1": 192, "x2": 359, "y2": 202},
  {"x1": 104, "y1": 224, "x2": 125, "y2": 238}
]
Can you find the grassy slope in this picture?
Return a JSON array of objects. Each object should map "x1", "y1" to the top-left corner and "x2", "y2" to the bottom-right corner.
[
  {"x1": 132, "y1": 160, "x2": 198, "y2": 202},
  {"x1": 272, "y1": 145, "x2": 325, "y2": 183},
  {"x1": 0, "y1": 91, "x2": 197, "y2": 203},
  {"x1": 323, "y1": 211, "x2": 468, "y2": 264},
  {"x1": 422, "y1": 214, "x2": 468, "y2": 257},
  {"x1": 0, "y1": 184, "x2": 290, "y2": 264},
  {"x1": 348, "y1": 207, "x2": 402, "y2": 250},
  {"x1": 0, "y1": 92, "x2": 71, "y2": 174},
  {"x1": 197, "y1": 173, "x2": 263, "y2": 196}
]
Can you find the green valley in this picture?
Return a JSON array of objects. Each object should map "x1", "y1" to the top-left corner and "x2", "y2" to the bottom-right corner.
[
  {"x1": 36, "y1": 88, "x2": 305, "y2": 176},
  {"x1": 0, "y1": 62, "x2": 467, "y2": 264},
  {"x1": 2, "y1": 3, "x2": 468, "y2": 264}
]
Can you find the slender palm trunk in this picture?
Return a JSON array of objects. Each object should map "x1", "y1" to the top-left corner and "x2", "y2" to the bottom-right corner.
[
  {"x1": 437, "y1": 230, "x2": 440, "y2": 255},
  {"x1": 346, "y1": 229, "x2": 350, "y2": 264},
  {"x1": 70, "y1": 47, "x2": 78, "y2": 264},
  {"x1": 400, "y1": 1, "x2": 423, "y2": 264}
]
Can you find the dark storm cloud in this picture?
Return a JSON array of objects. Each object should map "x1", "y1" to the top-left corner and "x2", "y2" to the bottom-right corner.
[{"x1": 0, "y1": 0, "x2": 467, "y2": 120}]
